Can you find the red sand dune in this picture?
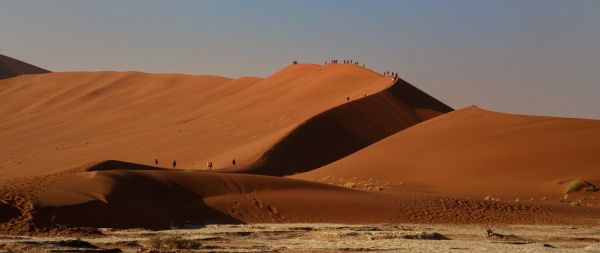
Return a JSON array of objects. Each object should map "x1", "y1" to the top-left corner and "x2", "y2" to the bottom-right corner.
[
  {"x1": 225, "y1": 77, "x2": 453, "y2": 176},
  {"x1": 0, "y1": 63, "x2": 391, "y2": 178},
  {"x1": 293, "y1": 106, "x2": 600, "y2": 198},
  {"x1": 0, "y1": 54, "x2": 50, "y2": 80}
]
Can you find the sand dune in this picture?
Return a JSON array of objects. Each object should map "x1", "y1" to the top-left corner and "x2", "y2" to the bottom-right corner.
[
  {"x1": 3, "y1": 165, "x2": 593, "y2": 231},
  {"x1": 293, "y1": 106, "x2": 600, "y2": 198},
  {"x1": 0, "y1": 63, "x2": 391, "y2": 178},
  {"x1": 31, "y1": 170, "x2": 397, "y2": 228},
  {"x1": 226, "y1": 78, "x2": 453, "y2": 176},
  {"x1": 1, "y1": 58, "x2": 599, "y2": 233},
  {"x1": 0, "y1": 54, "x2": 50, "y2": 80}
]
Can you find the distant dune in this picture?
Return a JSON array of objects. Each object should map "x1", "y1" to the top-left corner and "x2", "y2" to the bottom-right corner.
[
  {"x1": 0, "y1": 54, "x2": 50, "y2": 80},
  {"x1": 293, "y1": 106, "x2": 600, "y2": 198}
]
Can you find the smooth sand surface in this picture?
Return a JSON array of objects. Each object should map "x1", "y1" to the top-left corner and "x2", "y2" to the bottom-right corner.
[{"x1": 293, "y1": 106, "x2": 600, "y2": 198}]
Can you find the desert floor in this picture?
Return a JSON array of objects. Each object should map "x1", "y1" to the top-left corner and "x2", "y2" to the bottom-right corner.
[{"x1": 1, "y1": 223, "x2": 600, "y2": 252}]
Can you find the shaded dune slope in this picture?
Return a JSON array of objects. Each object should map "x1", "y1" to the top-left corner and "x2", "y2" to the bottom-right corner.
[
  {"x1": 31, "y1": 170, "x2": 399, "y2": 228},
  {"x1": 0, "y1": 54, "x2": 50, "y2": 80},
  {"x1": 227, "y1": 78, "x2": 453, "y2": 176},
  {"x1": 83, "y1": 160, "x2": 166, "y2": 172},
  {"x1": 293, "y1": 106, "x2": 600, "y2": 197}
]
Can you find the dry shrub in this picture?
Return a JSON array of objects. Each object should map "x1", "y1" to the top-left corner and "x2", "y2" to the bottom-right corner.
[{"x1": 146, "y1": 234, "x2": 202, "y2": 250}]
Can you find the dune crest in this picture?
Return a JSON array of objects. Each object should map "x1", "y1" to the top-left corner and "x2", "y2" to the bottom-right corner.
[{"x1": 227, "y1": 77, "x2": 453, "y2": 176}]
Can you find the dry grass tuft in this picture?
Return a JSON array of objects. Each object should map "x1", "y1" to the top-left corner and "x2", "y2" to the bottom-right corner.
[{"x1": 564, "y1": 179, "x2": 598, "y2": 194}]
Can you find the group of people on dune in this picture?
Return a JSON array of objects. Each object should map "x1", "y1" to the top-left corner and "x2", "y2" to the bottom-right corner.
[
  {"x1": 153, "y1": 158, "x2": 236, "y2": 170},
  {"x1": 384, "y1": 71, "x2": 399, "y2": 80},
  {"x1": 323, "y1": 59, "x2": 399, "y2": 81},
  {"x1": 294, "y1": 59, "x2": 399, "y2": 81},
  {"x1": 324, "y1": 59, "x2": 365, "y2": 68}
]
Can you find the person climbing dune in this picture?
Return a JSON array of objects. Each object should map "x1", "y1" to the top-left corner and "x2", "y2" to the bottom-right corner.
[{"x1": 172, "y1": 160, "x2": 176, "y2": 169}]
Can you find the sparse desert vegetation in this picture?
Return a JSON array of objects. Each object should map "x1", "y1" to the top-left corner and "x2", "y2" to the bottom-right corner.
[
  {"x1": 145, "y1": 233, "x2": 202, "y2": 250},
  {"x1": 564, "y1": 179, "x2": 598, "y2": 194},
  {"x1": 1, "y1": 224, "x2": 599, "y2": 252},
  {"x1": 321, "y1": 176, "x2": 394, "y2": 191},
  {"x1": 401, "y1": 232, "x2": 450, "y2": 240}
]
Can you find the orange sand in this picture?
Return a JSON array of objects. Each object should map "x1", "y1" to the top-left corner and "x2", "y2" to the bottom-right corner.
[
  {"x1": 293, "y1": 106, "x2": 600, "y2": 198},
  {"x1": 0, "y1": 64, "x2": 390, "y2": 178}
]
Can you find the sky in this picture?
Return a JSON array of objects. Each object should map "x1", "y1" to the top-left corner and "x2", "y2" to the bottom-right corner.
[{"x1": 1, "y1": 0, "x2": 599, "y2": 119}]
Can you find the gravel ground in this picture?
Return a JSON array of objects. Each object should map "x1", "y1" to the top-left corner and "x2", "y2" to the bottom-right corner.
[{"x1": 1, "y1": 223, "x2": 600, "y2": 252}]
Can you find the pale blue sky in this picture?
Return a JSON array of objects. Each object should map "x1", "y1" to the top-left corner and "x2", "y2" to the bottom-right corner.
[{"x1": 2, "y1": 0, "x2": 599, "y2": 118}]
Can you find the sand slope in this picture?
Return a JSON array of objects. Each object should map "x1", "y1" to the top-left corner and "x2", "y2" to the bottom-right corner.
[
  {"x1": 0, "y1": 64, "x2": 391, "y2": 178},
  {"x1": 30, "y1": 170, "x2": 397, "y2": 228},
  {"x1": 0, "y1": 54, "x2": 50, "y2": 80},
  {"x1": 225, "y1": 78, "x2": 453, "y2": 176},
  {"x1": 3, "y1": 165, "x2": 593, "y2": 231},
  {"x1": 293, "y1": 106, "x2": 600, "y2": 198}
]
